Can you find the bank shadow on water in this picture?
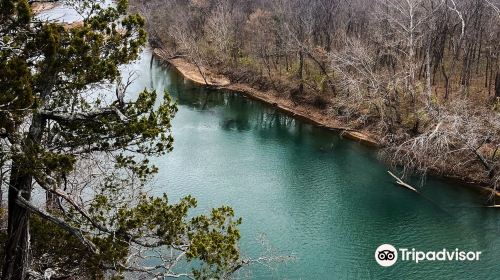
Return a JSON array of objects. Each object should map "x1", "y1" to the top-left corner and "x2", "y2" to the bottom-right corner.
[{"x1": 127, "y1": 51, "x2": 500, "y2": 279}]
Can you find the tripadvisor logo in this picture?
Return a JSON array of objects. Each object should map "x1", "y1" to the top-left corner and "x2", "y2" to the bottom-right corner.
[
  {"x1": 375, "y1": 244, "x2": 482, "y2": 267},
  {"x1": 375, "y1": 244, "x2": 398, "y2": 267}
]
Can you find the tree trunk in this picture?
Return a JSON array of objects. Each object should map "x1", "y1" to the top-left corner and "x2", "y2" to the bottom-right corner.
[
  {"x1": 2, "y1": 114, "x2": 45, "y2": 280},
  {"x1": 46, "y1": 191, "x2": 58, "y2": 211},
  {"x1": 426, "y1": 43, "x2": 432, "y2": 107},
  {"x1": 1, "y1": 162, "x2": 32, "y2": 280},
  {"x1": 495, "y1": 70, "x2": 500, "y2": 98},
  {"x1": 442, "y1": 63, "x2": 450, "y2": 100},
  {"x1": 298, "y1": 50, "x2": 304, "y2": 95},
  {"x1": 0, "y1": 168, "x2": 4, "y2": 206}
]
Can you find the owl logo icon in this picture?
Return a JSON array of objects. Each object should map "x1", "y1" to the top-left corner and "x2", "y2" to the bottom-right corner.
[{"x1": 375, "y1": 244, "x2": 398, "y2": 267}]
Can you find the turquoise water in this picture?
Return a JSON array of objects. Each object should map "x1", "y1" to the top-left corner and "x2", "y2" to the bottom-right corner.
[{"x1": 126, "y1": 50, "x2": 499, "y2": 279}]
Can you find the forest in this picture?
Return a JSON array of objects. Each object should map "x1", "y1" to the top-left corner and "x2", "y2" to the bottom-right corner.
[{"x1": 134, "y1": 0, "x2": 500, "y2": 196}]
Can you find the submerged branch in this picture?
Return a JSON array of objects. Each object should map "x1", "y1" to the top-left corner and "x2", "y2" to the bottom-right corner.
[{"x1": 387, "y1": 171, "x2": 419, "y2": 193}]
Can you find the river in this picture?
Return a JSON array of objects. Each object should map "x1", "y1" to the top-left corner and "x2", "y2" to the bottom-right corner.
[{"x1": 116, "y1": 49, "x2": 500, "y2": 279}]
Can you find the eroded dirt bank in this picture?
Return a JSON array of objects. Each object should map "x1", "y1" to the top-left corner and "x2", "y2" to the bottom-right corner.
[{"x1": 154, "y1": 49, "x2": 379, "y2": 147}]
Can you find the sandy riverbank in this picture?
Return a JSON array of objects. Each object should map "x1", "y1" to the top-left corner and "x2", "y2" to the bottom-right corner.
[
  {"x1": 31, "y1": 1, "x2": 60, "y2": 13},
  {"x1": 153, "y1": 48, "x2": 379, "y2": 147}
]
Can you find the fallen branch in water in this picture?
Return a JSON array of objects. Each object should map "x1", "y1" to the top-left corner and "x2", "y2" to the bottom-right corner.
[
  {"x1": 485, "y1": 205, "x2": 500, "y2": 208},
  {"x1": 387, "y1": 171, "x2": 418, "y2": 193}
]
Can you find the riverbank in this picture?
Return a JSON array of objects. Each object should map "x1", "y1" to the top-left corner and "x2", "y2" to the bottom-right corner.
[
  {"x1": 153, "y1": 49, "x2": 379, "y2": 147},
  {"x1": 31, "y1": 1, "x2": 60, "y2": 13}
]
